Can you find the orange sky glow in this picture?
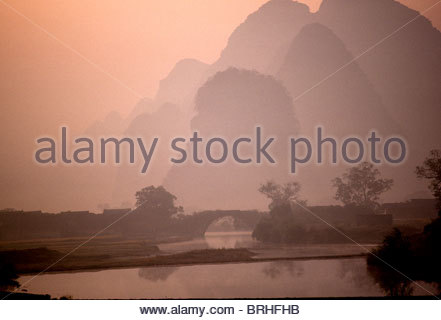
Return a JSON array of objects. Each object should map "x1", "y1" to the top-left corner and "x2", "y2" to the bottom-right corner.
[{"x1": 0, "y1": 0, "x2": 439, "y2": 211}]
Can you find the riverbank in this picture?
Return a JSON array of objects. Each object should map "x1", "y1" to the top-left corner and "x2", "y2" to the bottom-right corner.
[
  {"x1": 15, "y1": 255, "x2": 439, "y2": 299},
  {"x1": 0, "y1": 291, "x2": 51, "y2": 300},
  {"x1": 12, "y1": 248, "x2": 367, "y2": 276},
  {"x1": 0, "y1": 232, "x2": 377, "y2": 277}
]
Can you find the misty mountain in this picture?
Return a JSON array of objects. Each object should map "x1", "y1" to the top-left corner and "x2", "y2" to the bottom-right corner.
[
  {"x1": 163, "y1": 68, "x2": 299, "y2": 210},
  {"x1": 126, "y1": 98, "x2": 155, "y2": 124},
  {"x1": 112, "y1": 103, "x2": 190, "y2": 206},
  {"x1": 85, "y1": 111, "x2": 125, "y2": 136},
  {"x1": 160, "y1": 0, "x2": 441, "y2": 209},
  {"x1": 155, "y1": 59, "x2": 209, "y2": 115},
  {"x1": 67, "y1": 99, "x2": 156, "y2": 210},
  {"x1": 212, "y1": 0, "x2": 313, "y2": 75},
  {"x1": 85, "y1": 98, "x2": 155, "y2": 137},
  {"x1": 81, "y1": 57, "x2": 207, "y2": 207},
  {"x1": 277, "y1": 22, "x2": 400, "y2": 136},
  {"x1": 317, "y1": 0, "x2": 441, "y2": 153},
  {"x1": 107, "y1": 59, "x2": 210, "y2": 205},
  {"x1": 400, "y1": 0, "x2": 441, "y2": 31},
  {"x1": 80, "y1": 0, "x2": 441, "y2": 210},
  {"x1": 275, "y1": 22, "x2": 412, "y2": 204}
]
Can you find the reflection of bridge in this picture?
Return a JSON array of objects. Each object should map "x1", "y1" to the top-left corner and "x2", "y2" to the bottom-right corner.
[{"x1": 185, "y1": 210, "x2": 264, "y2": 237}]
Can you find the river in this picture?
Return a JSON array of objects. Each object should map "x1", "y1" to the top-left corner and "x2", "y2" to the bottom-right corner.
[{"x1": 17, "y1": 232, "x2": 438, "y2": 298}]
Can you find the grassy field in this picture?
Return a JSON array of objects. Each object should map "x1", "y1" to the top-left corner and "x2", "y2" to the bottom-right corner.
[
  {"x1": 1, "y1": 220, "x2": 426, "y2": 276},
  {"x1": 0, "y1": 244, "x2": 257, "y2": 274},
  {"x1": 0, "y1": 235, "x2": 160, "y2": 274}
]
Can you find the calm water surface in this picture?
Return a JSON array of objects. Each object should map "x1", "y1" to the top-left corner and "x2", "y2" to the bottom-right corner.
[
  {"x1": 159, "y1": 231, "x2": 257, "y2": 252},
  {"x1": 18, "y1": 232, "x2": 437, "y2": 298}
]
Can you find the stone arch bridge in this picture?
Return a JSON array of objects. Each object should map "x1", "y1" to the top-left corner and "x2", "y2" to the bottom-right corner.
[{"x1": 183, "y1": 210, "x2": 264, "y2": 237}]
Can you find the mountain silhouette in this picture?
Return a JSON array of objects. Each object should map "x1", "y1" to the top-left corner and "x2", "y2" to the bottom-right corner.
[
  {"x1": 72, "y1": 99, "x2": 157, "y2": 210},
  {"x1": 276, "y1": 22, "x2": 406, "y2": 204},
  {"x1": 317, "y1": 0, "x2": 441, "y2": 153},
  {"x1": 101, "y1": 0, "x2": 441, "y2": 209},
  {"x1": 85, "y1": 111, "x2": 125, "y2": 136},
  {"x1": 155, "y1": 59, "x2": 209, "y2": 115},
  {"x1": 277, "y1": 22, "x2": 400, "y2": 137},
  {"x1": 164, "y1": 68, "x2": 299, "y2": 210},
  {"x1": 400, "y1": 0, "x2": 441, "y2": 31},
  {"x1": 212, "y1": 0, "x2": 313, "y2": 75},
  {"x1": 81, "y1": 57, "x2": 206, "y2": 207},
  {"x1": 126, "y1": 98, "x2": 155, "y2": 124},
  {"x1": 160, "y1": 0, "x2": 441, "y2": 207},
  {"x1": 112, "y1": 103, "x2": 189, "y2": 206}
]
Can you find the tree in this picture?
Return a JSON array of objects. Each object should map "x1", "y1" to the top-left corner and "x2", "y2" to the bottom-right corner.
[
  {"x1": 416, "y1": 149, "x2": 441, "y2": 209},
  {"x1": 367, "y1": 228, "x2": 414, "y2": 296},
  {"x1": 253, "y1": 181, "x2": 308, "y2": 243},
  {"x1": 258, "y1": 180, "x2": 305, "y2": 210},
  {"x1": 135, "y1": 186, "x2": 183, "y2": 217},
  {"x1": 332, "y1": 162, "x2": 393, "y2": 212},
  {"x1": 0, "y1": 263, "x2": 19, "y2": 291}
]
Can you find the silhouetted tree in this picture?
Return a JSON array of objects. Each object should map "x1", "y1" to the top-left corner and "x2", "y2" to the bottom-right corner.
[
  {"x1": 416, "y1": 149, "x2": 441, "y2": 209},
  {"x1": 367, "y1": 228, "x2": 414, "y2": 296},
  {"x1": 253, "y1": 181, "x2": 308, "y2": 243},
  {"x1": 0, "y1": 263, "x2": 19, "y2": 291},
  {"x1": 135, "y1": 186, "x2": 183, "y2": 217},
  {"x1": 423, "y1": 211, "x2": 441, "y2": 251},
  {"x1": 369, "y1": 228, "x2": 413, "y2": 267},
  {"x1": 368, "y1": 218, "x2": 441, "y2": 296},
  {"x1": 258, "y1": 180, "x2": 306, "y2": 210},
  {"x1": 138, "y1": 266, "x2": 178, "y2": 282},
  {"x1": 420, "y1": 210, "x2": 441, "y2": 291},
  {"x1": 332, "y1": 162, "x2": 393, "y2": 212}
]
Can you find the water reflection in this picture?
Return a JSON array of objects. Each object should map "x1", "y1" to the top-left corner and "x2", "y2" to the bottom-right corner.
[
  {"x1": 138, "y1": 267, "x2": 177, "y2": 282},
  {"x1": 18, "y1": 258, "x2": 439, "y2": 299},
  {"x1": 261, "y1": 258, "x2": 379, "y2": 297},
  {"x1": 262, "y1": 261, "x2": 304, "y2": 279},
  {"x1": 204, "y1": 231, "x2": 256, "y2": 249},
  {"x1": 16, "y1": 231, "x2": 438, "y2": 299},
  {"x1": 158, "y1": 231, "x2": 256, "y2": 253},
  {"x1": 367, "y1": 265, "x2": 414, "y2": 296},
  {"x1": 338, "y1": 259, "x2": 379, "y2": 292}
]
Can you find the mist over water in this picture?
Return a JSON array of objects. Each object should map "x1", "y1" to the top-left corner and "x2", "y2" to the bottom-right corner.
[
  {"x1": 18, "y1": 259, "x2": 437, "y2": 299},
  {"x1": 15, "y1": 232, "x2": 437, "y2": 299},
  {"x1": 158, "y1": 232, "x2": 257, "y2": 253}
]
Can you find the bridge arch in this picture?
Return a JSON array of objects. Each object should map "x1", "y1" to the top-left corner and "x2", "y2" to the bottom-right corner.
[{"x1": 186, "y1": 210, "x2": 263, "y2": 237}]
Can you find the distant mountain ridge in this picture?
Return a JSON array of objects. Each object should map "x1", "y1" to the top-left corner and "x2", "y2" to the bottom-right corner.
[
  {"x1": 85, "y1": 0, "x2": 441, "y2": 209},
  {"x1": 213, "y1": 0, "x2": 313, "y2": 74},
  {"x1": 163, "y1": 68, "x2": 299, "y2": 210},
  {"x1": 317, "y1": 0, "x2": 441, "y2": 148},
  {"x1": 160, "y1": 0, "x2": 441, "y2": 209}
]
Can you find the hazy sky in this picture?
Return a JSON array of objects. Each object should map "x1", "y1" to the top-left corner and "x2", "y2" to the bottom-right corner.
[
  {"x1": 0, "y1": 0, "x2": 439, "y2": 211},
  {"x1": 0, "y1": 0, "x2": 438, "y2": 131}
]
